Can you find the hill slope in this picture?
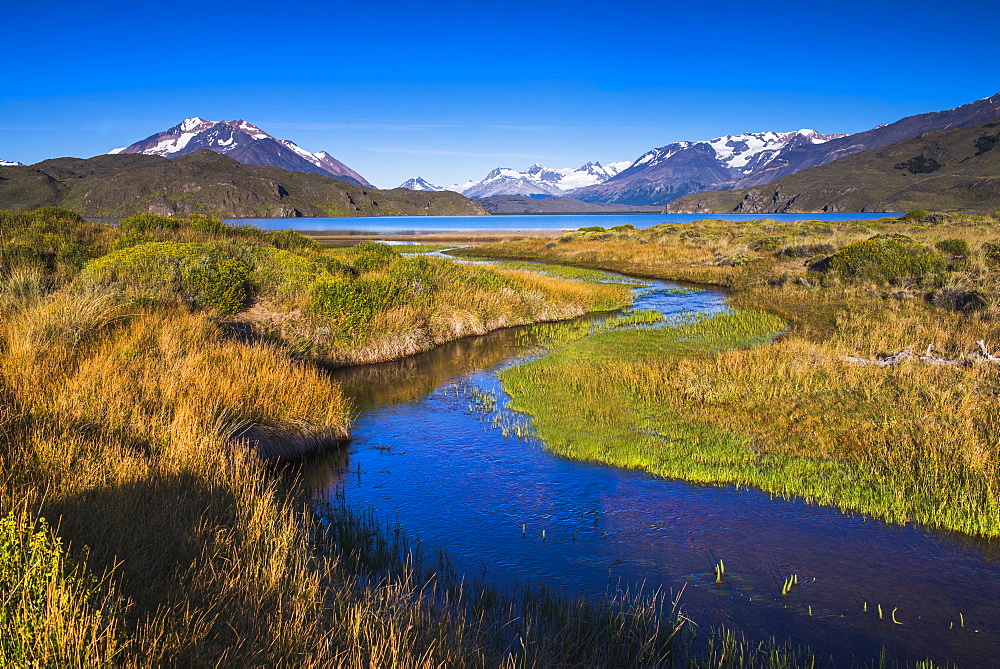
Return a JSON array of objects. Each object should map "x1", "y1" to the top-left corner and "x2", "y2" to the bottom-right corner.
[
  {"x1": 665, "y1": 121, "x2": 1000, "y2": 213},
  {"x1": 0, "y1": 150, "x2": 487, "y2": 218}
]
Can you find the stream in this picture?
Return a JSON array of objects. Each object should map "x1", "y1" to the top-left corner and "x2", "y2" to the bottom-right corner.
[{"x1": 302, "y1": 274, "x2": 1000, "y2": 666}]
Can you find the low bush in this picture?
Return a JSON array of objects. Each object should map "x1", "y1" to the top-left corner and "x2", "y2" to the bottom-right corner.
[
  {"x1": 748, "y1": 235, "x2": 785, "y2": 252},
  {"x1": 825, "y1": 237, "x2": 946, "y2": 285},
  {"x1": 309, "y1": 276, "x2": 402, "y2": 328},
  {"x1": 935, "y1": 238, "x2": 971, "y2": 258},
  {"x1": 78, "y1": 241, "x2": 250, "y2": 314},
  {"x1": 345, "y1": 242, "x2": 401, "y2": 273}
]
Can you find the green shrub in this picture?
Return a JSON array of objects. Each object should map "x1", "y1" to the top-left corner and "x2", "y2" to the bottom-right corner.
[
  {"x1": 346, "y1": 242, "x2": 401, "y2": 273},
  {"x1": 182, "y1": 256, "x2": 249, "y2": 313},
  {"x1": 826, "y1": 237, "x2": 946, "y2": 285},
  {"x1": 0, "y1": 208, "x2": 105, "y2": 277},
  {"x1": 78, "y1": 241, "x2": 249, "y2": 314},
  {"x1": 267, "y1": 229, "x2": 319, "y2": 252},
  {"x1": 900, "y1": 210, "x2": 931, "y2": 222},
  {"x1": 610, "y1": 224, "x2": 635, "y2": 232},
  {"x1": 981, "y1": 242, "x2": 1000, "y2": 266},
  {"x1": 934, "y1": 238, "x2": 970, "y2": 258},
  {"x1": 248, "y1": 247, "x2": 333, "y2": 296},
  {"x1": 748, "y1": 235, "x2": 785, "y2": 252},
  {"x1": 309, "y1": 276, "x2": 402, "y2": 328},
  {"x1": 118, "y1": 212, "x2": 181, "y2": 233},
  {"x1": 578, "y1": 226, "x2": 606, "y2": 233}
]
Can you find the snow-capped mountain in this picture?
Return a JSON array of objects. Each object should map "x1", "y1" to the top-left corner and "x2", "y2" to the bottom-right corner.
[
  {"x1": 0, "y1": 160, "x2": 25, "y2": 167},
  {"x1": 450, "y1": 161, "x2": 630, "y2": 198},
  {"x1": 573, "y1": 129, "x2": 844, "y2": 205},
  {"x1": 109, "y1": 118, "x2": 373, "y2": 187},
  {"x1": 397, "y1": 177, "x2": 445, "y2": 191}
]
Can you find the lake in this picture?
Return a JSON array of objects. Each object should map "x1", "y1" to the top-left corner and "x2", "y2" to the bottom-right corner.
[{"x1": 228, "y1": 212, "x2": 902, "y2": 233}]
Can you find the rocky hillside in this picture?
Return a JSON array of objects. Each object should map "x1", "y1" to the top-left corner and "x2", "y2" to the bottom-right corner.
[
  {"x1": 665, "y1": 121, "x2": 1000, "y2": 213},
  {"x1": 110, "y1": 117, "x2": 373, "y2": 187},
  {"x1": 0, "y1": 150, "x2": 487, "y2": 218}
]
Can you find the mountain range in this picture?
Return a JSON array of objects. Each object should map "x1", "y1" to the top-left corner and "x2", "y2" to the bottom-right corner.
[
  {"x1": 664, "y1": 120, "x2": 1000, "y2": 214},
  {"x1": 575, "y1": 93, "x2": 1000, "y2": 206},
  {"x1": 571, "y1": 130, "x2": 842, "y2": 205},
  {"x1": 0, "y1": 160, "x2": 24, "y2": 167},
  {"x1": 110, "y1": 118, "x2": 373, "y2": 188},
  {"x1": 0, "y1": 150, "x2": 485, "y2": 218},
  {"x1": 397, "y1": 161, "x2": 632, "y2": 198}
]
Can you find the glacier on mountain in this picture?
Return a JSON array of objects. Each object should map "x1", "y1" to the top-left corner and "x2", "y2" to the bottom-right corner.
[{"x1": 448, "y1": 160, "x2": 630, "y2": 198}]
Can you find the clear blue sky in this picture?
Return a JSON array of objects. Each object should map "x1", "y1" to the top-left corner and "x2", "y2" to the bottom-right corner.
[{"x1": 2, "y1": 0, "x2": 998, "y2": 188}]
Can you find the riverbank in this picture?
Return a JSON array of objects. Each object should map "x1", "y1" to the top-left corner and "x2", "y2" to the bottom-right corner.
[
  {"x1": 2, "y1": 207, "x2": 718, "y2": 666},
  {"x1": 455, "y1": 212, "x2": 1000, "y2": 538}
]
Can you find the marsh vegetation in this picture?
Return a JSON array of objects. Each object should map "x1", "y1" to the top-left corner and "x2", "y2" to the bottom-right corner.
[{"x1": 455, "y1": 212, "x2": 1000, "y2": 537}]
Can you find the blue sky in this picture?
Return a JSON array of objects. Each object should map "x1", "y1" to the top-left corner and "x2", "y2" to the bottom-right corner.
[{"x1": 3, "y1": 0, "x2": 998, "y2": 188}]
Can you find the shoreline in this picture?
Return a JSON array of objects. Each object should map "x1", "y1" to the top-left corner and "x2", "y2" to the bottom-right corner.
[{"x1": 302, "y1": 228, "x2": 562, "y2": 244}]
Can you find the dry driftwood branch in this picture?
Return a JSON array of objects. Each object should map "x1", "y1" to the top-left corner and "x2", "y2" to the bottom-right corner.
[{"x1": 844, "y1": 341, "x2": 1000, "y2": 366}]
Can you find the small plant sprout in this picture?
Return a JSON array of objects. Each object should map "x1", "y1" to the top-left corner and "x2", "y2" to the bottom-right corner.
[
  {"x1": 891, "y1": 608, "x2": 903, "y2": 625},
  {"x1": 714, "y1": 559, "x2": 725, "y2": 584},
  {"x1": 781, "y1": 574, "x2": 798, "y2": 596},
  {"x1": 541, "y1": 529, "x2": 546, "y2": 541},
  {"x1": 878, "y1": 604, "x2": 883, "y2": 620},
  {"x1": 521, "y1": 523, "x2": 526, "y2": 537},
  {"x1": 960, "y1": 612, "x2": 965, "y2": 628}
]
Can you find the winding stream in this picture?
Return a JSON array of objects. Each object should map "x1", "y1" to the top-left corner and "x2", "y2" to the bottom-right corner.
[{"x1": 303, "y1": 275, "x2": 1000, "y2": 666}]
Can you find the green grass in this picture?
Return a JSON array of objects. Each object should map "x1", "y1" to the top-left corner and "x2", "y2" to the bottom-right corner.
[
  {"x1": 494, "y1": 260, "x2": 645, "y2": 283},
  {"x1": 500, "y1": 309, "x2": 1000, "y2": 537}
]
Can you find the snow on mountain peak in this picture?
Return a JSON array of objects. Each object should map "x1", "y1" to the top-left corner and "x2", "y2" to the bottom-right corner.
[
  {"x1": 0, "y1": 159, "x2": 25, "y2": 167},
  {"x1": 179, "y1": 117, "x2": 208, "y2": 132},
  {"x1": 451, "y1": 160, "x2": 629, "y2": 198},
  {"x1": 398, "y1": 177, "x2": 445, "y2": 191}
]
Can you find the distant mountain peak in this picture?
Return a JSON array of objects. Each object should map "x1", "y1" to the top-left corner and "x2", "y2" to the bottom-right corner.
[
  {"x1": 451, "y1": 160, "x2": 629, "y2": 198},
  {"x1": 398, "y1": 176, "x2": 445, "y2": 191},
  {"x1": 108, "y1": 118, "x2": 373, "y2": 187},
  {"x1": 0, "y1": 159, "x2": 25, "y2": 167}
]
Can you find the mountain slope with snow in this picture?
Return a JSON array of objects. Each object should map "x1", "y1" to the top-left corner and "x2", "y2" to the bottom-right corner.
[
  {"x1": 577, "y1": 94, "x2": 1000, "y2": 205},
  {"x1": 0, "y1": 160, "x2": 25, "y2": 167},
  {"x1": 397, "y1": 177, "x2": 445, "y2": 191},
  {"x1": 109, "y1": 118, "x2": 373, "y2": 187},
  {"x1": 574, "y1": 130, "x2": 843, "y2": 205},
  {"x1": 450, "y1": 161, "x2": 629, "y2": 198}
]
